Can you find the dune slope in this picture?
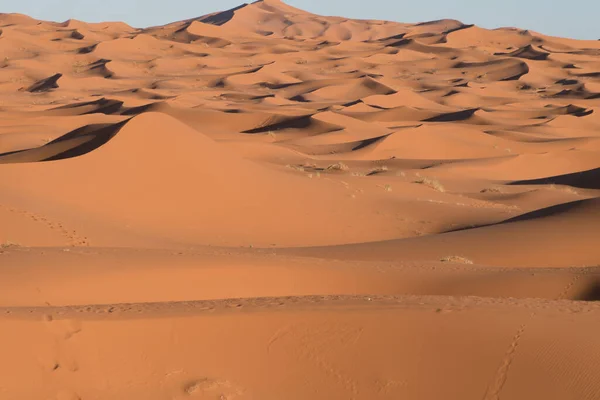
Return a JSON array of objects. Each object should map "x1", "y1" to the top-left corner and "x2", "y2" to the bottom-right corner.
[{"x1": 1, "y1": 1, "x2": 599, "y2": 399}]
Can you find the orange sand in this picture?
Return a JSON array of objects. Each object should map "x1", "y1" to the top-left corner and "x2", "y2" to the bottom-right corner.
[{"x1": 1, "y1": 1, "x2": 600, "y2": 399}]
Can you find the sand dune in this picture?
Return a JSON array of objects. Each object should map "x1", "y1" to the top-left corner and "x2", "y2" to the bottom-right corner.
[
  {"x1": 511, "y1": 167, "x2": 600, "y2": 189},
  {"x1": 1, "y1": 1, "x2": 599, "y2": 399},
  {"x1": 3, "y1": 296, "x2": 600, "y2": 400},
  {"x1": 0, "y1": 112, "x2": 418, "y2": 247},
  {"x1": 283, "y1": 198, "x2": 600, "y2": 267}
]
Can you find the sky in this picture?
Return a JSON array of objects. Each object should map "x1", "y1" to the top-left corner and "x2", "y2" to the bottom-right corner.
[{"x1": 0, "y1": 0, "x2": 598, "y2": 40}]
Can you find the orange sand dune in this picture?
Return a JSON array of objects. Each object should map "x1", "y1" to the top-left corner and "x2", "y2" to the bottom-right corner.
[
  {"x1": 3, "y1": 297, "x2": 600, "y2": 400},
  {"x1": 284, "y1": 198, "x2": 600, "y2": 267},
  {"x1": 1, "y1": 1, "x2": 600, "y2": 399}
]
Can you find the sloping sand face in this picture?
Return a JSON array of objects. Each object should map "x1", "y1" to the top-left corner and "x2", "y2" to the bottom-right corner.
[{"x1": 1, "y1": 1, "x2": 600, "y2": 398}]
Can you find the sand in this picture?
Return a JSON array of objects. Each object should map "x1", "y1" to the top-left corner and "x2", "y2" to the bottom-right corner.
[{"x1": 1, "y1": 0, "x2": 599, "y2": 398}]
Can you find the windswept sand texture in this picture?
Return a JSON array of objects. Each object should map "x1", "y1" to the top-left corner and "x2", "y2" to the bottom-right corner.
[{"x1": 1, "y1": 1, "x2": 600, "y2": 398}]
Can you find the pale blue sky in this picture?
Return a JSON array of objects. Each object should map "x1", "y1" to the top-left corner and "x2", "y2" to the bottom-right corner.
[{"x1": 0, "y1": 0, "x2": 598, "y2": 40}]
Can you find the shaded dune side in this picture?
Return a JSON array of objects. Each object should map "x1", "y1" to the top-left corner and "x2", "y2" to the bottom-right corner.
[
  {"x1": 241, "y1": 114, "x2": 345, "y2": 135},
  {"x1": 46, "y1": 98, "x2": 170, "y2": 116},
  {"x1": 0, "y1": 112, "x2": 402, "y2": 247},
  {"x1": 194, "y1": 4, "x2": 249, "y2": 26},
  {"x1": 283, "y1": 198, "x2": 600, "y2": 267},
  {"x1": 494, "y1": 45, "x2": 550, "y2": 60},
  {"x1": 24, "y1": 73, "x2": 62, "y2": 92},
  {"x1": 510, "y1": 167, "x2": 600, "y2": 190},
  {"x1": 49, "y1": 98, "x2": 126, "y2": 115},
  {"x1": 0, "y1": 120, "x2": 130, "y2": 164}
]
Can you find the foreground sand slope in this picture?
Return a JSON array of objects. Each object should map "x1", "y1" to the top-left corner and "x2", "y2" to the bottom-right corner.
[
  {"x1": 1, "y1": 0, "x2": 600, "y2": 399},
  {"x1": 2, "y1": 297, "x2": 600, "y2": 400}
]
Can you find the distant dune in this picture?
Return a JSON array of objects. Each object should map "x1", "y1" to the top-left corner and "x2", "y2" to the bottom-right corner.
[{"x1": 1, "y1": 1, "x2": 600, "y2": 399}]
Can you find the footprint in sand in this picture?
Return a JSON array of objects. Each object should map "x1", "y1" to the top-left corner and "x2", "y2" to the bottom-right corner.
[
  {"x1": 0, "y1": 203, "x2": 90, "y2": 247},
  {"x1": 183, "y1": 378, "x2": 245, "y2": 399},
  {"x1": 44, "y1": 317, "x2": 83, "y2": 340}
]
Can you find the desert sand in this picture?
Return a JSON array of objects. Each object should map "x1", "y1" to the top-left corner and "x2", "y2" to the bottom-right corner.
[{"x1": 1, "y1": 0, "x2": 600, "y2": 399}]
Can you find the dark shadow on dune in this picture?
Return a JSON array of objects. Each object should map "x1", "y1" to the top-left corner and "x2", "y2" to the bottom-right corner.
[
  {"x1": 377, "y1": 33, "x2": 407, "y2": 42},
  {"x1": 494, "y1": 45, "x2": 549, "y2": 60},
  {"x1": 409, "y1": 32, "x2": 446, "y2": 44},
  {"x1": 51, "y1": 98, "x2": 125, "y2": 115},
  {"x1": 386, "y1": 38, "x2": 457, "y2": 54},
  {"x1": 242, "y1": 115, "x2": 317, "y2": 133},
  {"x1": 414, "y1": 19, "x2": 460, "y2": 27},
  {"x1": 43, "y1": 120, "x2": 131, "y2": 161},
  {"x1": 500, "y1": 63, "x2": 529, "y2": 82},
  {"x1": 423, "y1": 108, "x2": 479, "y2": 122},
  {"x1": 315, "y1": 40, "x2": 339, "y2": 48},
  {"x1": 408, "y1": 24, "x2": 473, "y2": 45},
  {"x1": 341, "y1": 99, "x2": 363, "y2": 107},
  {"x1": 573, "y1": 280, "x2": 600, "y2": 301},
  {"x1": 442, "y1": 199, "x2": 597, "y2": 234},
  {"x1": 257, "y1": 30, "x2": 274, "y2": 36},
  {"x1": 47, "y1": 96, "x2": 169, "y2": 117},
  {"x1": 548, "y1": 104, "x2": 593, "y2": 117},
  {"x1": 25, "y1": 73, "x2": 62, "y2": 92},
  {"x1": 121, "y1": 102, "x2": 168, "y2": 116},
  {"x1": 87, "y1": 58, "x2": 114, "y2": 78},
  {"x1": 510, "y1": 167, "x2": 600, "y2": 190},
  {"x1": 501, "y1": 199, "x2": 593, "y2": 223},
  {"x1": 442, "y1": 90, "x2": 460, "y2": 97},
  {"x1": 453, "y1": 60, "x2": 503, "y2": 68},
  {"x1": 193, "y1": 3, "x2": 248, "y2": 26},
  {"x1": 196, "y1": 36, "x2": 232, "y2": 48},
  {"x1": 70, "y1": 30, "x2": 84, "y2": 40},
  {"x1": 46, "y1": 121, "x2": 126, "y2": 145},
  {"x1": 0, "y1": 120, "x2": 131, "y2": 164},
  {"x1": 289, "y1": 94, "x2": 311, "y2": 103},
  {"x1": 445, "y1": 24, "x2": 474, "y2": 34},
  {"x1": 261, "y1": 82, "x2": 299, "y2": 90},
  {"x1": 576, "y1": 72, "x2": 600, "y2": 78},
  {"x1": 77, "y1": 44, "x2": 98, "y2": 54},
  {"x1": 283, "y1": 133, "x2": 391, "y2": 157},
  {"x1": 161, "y1": 9, "x2": 242, "y2": 45},
  {"x1": 556, "y1": 78, "x2": 579, "y2": 86},
  {"x1": 0, "y1": 148, "x2": 24, "y2": 160},
  {"x1": 352, "y1": 134, "x2": 390, "y2": 151},
  {"x1": 250, "y1": 94, "x2": 276, "y2": 101},
  {"x1": 550, "y1": 87, "x2": 599, "y2": 100}
]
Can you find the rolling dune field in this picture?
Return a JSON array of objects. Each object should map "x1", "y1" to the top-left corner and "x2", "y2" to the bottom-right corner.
[{"x1": 1, "y1": 1, "x2": 600, "y2": 398}]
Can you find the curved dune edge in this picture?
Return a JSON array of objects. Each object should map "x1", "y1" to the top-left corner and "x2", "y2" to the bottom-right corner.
[
  {"x1": 279, "y1": 198, "x2": 600, "y2": 267},
  {"x1": 1, "y1": 246, "x2": 600, "y2": 307},
  {"x1": 2, "y1": 294, "x2": 600, "y2": 317}
]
